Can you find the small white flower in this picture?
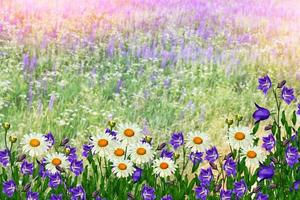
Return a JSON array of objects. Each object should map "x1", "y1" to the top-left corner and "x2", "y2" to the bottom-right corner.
[
  {"x1": 227, "y1": 127, "x2": 254, "y2": 150},
  {"x1": 128, "y1": 142, "x2": 154, "y2": 164},
  {"x1": 112, "y1": 159, "x2": 134, "y2": 178},
  {"x1": 117, "y1": 123, "x2": 143, "y2": 145},
  {"x1": 186, "y1": 131, "x2": 211, "y2": 153},
  {"x1": 90, "y1": 133, "x2": 113, "y2": 157},
  {"x1": 153, "y1": 157, "x2": 177, "y2": 178},
  {"x1": 241, "y1": 146, "x2": 266, "y2": 169},
  {"x1": 21, "y1": 133, "x2": 50, "y2": 157},
  {"x1": 45, "y1": 153, "x2": 70, "y2": 174}
]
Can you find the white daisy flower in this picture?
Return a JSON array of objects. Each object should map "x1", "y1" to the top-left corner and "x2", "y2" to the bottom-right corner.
[
  {"x1": 116, "y1": 123, "x2": 143, "y2": 145},
  {"x1": 45, "y1": 153, "x2": 70, "y2": 174},
  {"x1": 108, "y1": 141, "x2": 127, "y2": 162},
  {"x1": 153, "y1": 157, "x2": 177, "y2": 178},
  {"x1": 90, "y1": 133, "x2": 113, "y2": 157},
  {"x1": 112, "y1": 159, "x2": 134, "y2": 178},
  {"x1": 241, "y1": 146, "x2": 266, "y2": 169},
  {"x1": 128, "y1": 142, "x2": 154, "y2": 164},
  {"x1": 21, "y1": 133, "x2": 50, "y2": 157},
  {"x1": 185, "y1": 131, "x2": 211, "y2": 153},
  {"x1": 227, "y1": 127, "x2": 254, "y2": 150}
]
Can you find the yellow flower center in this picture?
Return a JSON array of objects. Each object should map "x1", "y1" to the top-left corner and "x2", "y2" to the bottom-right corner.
[
  {"x1": 118, "y1": 163, "x2": 127, "y2": 170},
  {"x1": 160, "y1": 162, "x2": 169, "y2": 169},
  {"x1": 193, "y1": 137, "x2": 203, "y2": 144},
  {"x1": 52, "y1": 158, "x2": 62, "y2": 166},
  {"x1": 29, "y1": 139, "x2": 41, "y2": 147},
  {"x1": 114, "y1": 148, "x2": 125, "y2": 157},
  {"x1": 247, "y1": 150, "x2": 257, "y2": 159},
  {"x1": 98, "y1": 139, "x2": 108, "y2": 147},
  {"x1": 124, "y1": 128, "x2": 135, "y2": 137},
  {"x1": 234, "y1": 132, "x2": 245, "y2": 140},
  {"x1": 136, "y1": 147, "x2": 146, "y2": 155}
]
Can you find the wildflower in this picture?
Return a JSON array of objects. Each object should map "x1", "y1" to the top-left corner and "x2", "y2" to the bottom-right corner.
[
  {"x1": 128, "y1": 142, "x2": 154, "y2": 164},
  {"x1": 262, "y1": 134, "x2": 275, "y2": 152},
  {"x1": 257, "y1": 75, "x2": 272, "y2": 95},
  {"x1": 50, "y1": 194, "x2": 63, "y2": 200},
  {"x1": 153, "y1": 157, "x2": 177, "y2": 178},
  {"x1": 189, "y1": 151, "x2": 203, "y2": 165},
  {"x1": 26, "y1": 191, "x2": 39, "y2": 200},
  {"x1": 161, "y1": 194, "x2": 173, "y2": 200},
  {"x1": 223, "y1": 158, "x2": 237, "y2": 177},
  {"x1": 285, "y1": 145, "x2": 299, "y2": 167},
  {"x1": 2, "y1": 180, "x2": 16, "y2": 197},
  {"x1": 21, "y1": 160, "x2": 34, "y2": 175},
  {"x1": 69, "y1": 185, "x2": 86, "y2": 200},
  {"x1": 90, "y1": 133, "x2": 113, "y2": 157},
  {"x1": 227, "y1": 127, "x2": 253, "y2": 149},
  {"x1": 257, "y1": 165, "x2": 274, "y2": 181},
  {"x1": 198, "y1": 167, "x2": 213, "y2": 186},
  {"x1": 160, "y1": 149, "x2": 174, "y2": 160},
  {"x1": 233, "y1": 179, "x2": 247, "y2": 198},
  {"x1": 117, "y1": 123, "x2": 143, "y2": 145},
  {"x1": 9, "y1": 135, "x2": 17, "y2": 143},
  {"x1": 281, "y1": 86, "x2": 295, "y2": 105},
  {"x1": 186, "y1": 132, "x2": 210, "y2": 153},
  {"x1": 241, "y1": 146, "x2": 266, "y2": 169},
  {"x1": 252, "y1": 104, "x2": 270, "y2": 124},
  {"x1": 105, "y1": 128, "x2": 117, "y2": 138},
  {"x1": 48, "y1": 173, "x2": 62, "y2": 188},
  {"x1": 132, "y1": 167, "x2": 142, "y2": 183},
  {"x1": 2, "y1": 122, "x2": 10, "y2": 130},
  {"x1": 70, "y1": 160, "x2": 84, "y2": 176},
  {"x1": 45, "y1": 153, "x2": 70, "y2": 174},
  {"x1": 0, "y1": 149, "x2": 10, "y2": 167},
  {"x1": 82, "y1": 144, "x2": 93, "y2": 157},
  {"x1": 220, "y1": 189, "x2": 232, "y2": 200},
  {"x1": 169, "y1": 132, "x2": 184, "y2": 150},
  {"x1": 45, "y1": 132, "x2": 55, "y2": 147},
  {"x1": 141, "y1": 184, "x2": 156, "y2": 200},
  {"x1": 108, "y1": 141, "x2": 127, "y2": 161},
  {"x1": 292, "y1": 180, "x2": 300, "y2": 191},
  {"x1": 205, "y1": 146, "x2": 219, "y2": 162},
  {"x1": 21, "y1": 133, "x2": 50, "y2": 157},
  {"x1": 65, "y1": 145, "x2": 77, "y2": 162},
  {"x1": 256, "y1": 192, "x2": 269, "y2": 200},
  {"x1": 112, "y1": 159, "x2": 134, "y2": 178},
  {"x1": 194, "y1": 185, "x2": 208, "y2": 200}
]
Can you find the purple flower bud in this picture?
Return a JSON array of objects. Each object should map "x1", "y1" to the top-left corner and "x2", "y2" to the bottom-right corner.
[
  {"x1": 60, "y1": 138, "x2": 69, "y2": 146},
  {"x1": 132, "y1": 167, "x2": 142, "y2": 183},
  {"x1": 157, "y1": 143, "x2": 167, "y2": 151},
  {"x1": 257, "y1": 165, "x2": 274, "y2": 181},
  {"x1": 281, "y1": 86, "x2": 295, "y2": 105},
  {"x1": 256, "y1": 192, "x2": 269, "y2": 200},
  {"x1": 277, "y1": 80, "x2": 286, "y2": 88},
  {"x1": 253, "y1": 103, "x2": 270, "y2": 124}
]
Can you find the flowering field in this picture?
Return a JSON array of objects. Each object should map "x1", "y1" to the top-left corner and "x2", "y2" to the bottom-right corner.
[{"x1": 1, "y1": 0, "x2": 300, "y2": 199}]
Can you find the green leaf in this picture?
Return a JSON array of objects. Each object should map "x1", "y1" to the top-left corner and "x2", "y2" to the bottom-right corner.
[{"x1": 292, "y1": 111, "x2": 297, "y2": 125}]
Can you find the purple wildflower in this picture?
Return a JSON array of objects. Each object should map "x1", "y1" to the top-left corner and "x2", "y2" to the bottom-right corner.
[
  {"x1": 233, "y1": 179, "x2": 247, "y2": 198},
  {"x1": 21, "y1": 160, "x2": 34, "y2": 175},
  {"x1": 45, "y1": 132, "x2": 55, "y2": 147},
  {"x1": 189, "y1": 151, "x2": 203, "y2": 165},
  {"x1": 257, "y1": 75, "x2": 272, "y2": 95},
  {"x1": 48, "y1": 173, "x2": 62, "y2": 188},
  {"x1": 198, "y1": 167, "x2": 213, "y2": 186},
  {"x1": 2, "y1": 180, "x2": 16, "y2": 197},
  {"x1": 262, "y1": 134, "x2": 275, "y2": 152},
  {"x1": 26, "y1": 191, "x2": 39, "y2": 200},
  {"x1": 132, "y1": 167, "x2": 142, "y2": 183},
  {"x1": 286, "y1": 145, "x2": 299, "y2": 167},
  {"x1": 160, "y1": 149, "x2": 174, "y2": 160},
  {"x1": 220, "y1": 189, "x2": 232, "y2": 200},
  {"x1": 256, "y1": 192, "x2": 269, "y2": 200},
  {"x1": 194, "y1": 185, "x2": 208, "y2": 200},
  {"x1": 205, "y1": 146, "x2": 219, "y2": 162},
  {"x1": 0, "y1": 149, "x2": 10, "y2": 167},
  {"x1": 69, "y1": 185, "x2": 86, "y2": 200},
  {"x1": 50, "y1": 194, "x2": 63, "y2": 200},
  {"x1": 257, "y1": 165, "x2": 274, "y2": 181},
  {"x1": 66, "y1": 145, "x2": 77, "y2": 162},
  {"x1": 281, "y1": 86, "x2": 295, "y2": 105},
  {"x1": 169, "y1": 132, "x2": 184, "y2": 150},
  {"x1": 105, "y1": 128, "x2": 117, "y2": 138},
  {"x1": 223, "y1": 158, "x2": 236, "y2": 177},
  {"x1": 161, "y1": 194, "x2": 173, "y2": 200},
  {"x1": 70, "y1": 160, "x2": 84, "y2": 176},
  {"x1": 292, "y1": 180, "x2": 300, "y2": 191},
  {"x1": 82, "y1": 144, "x2": 93, "y2": 157},
  {"x1": 297, "y1": 104, "x2": 300, "y2": 115},
  {"x1": 253, "y1": 103, "x2": 270, "y2": 124},
  {"x1": 141, "y1": 185, "x2": 156, "y2": 200}
]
